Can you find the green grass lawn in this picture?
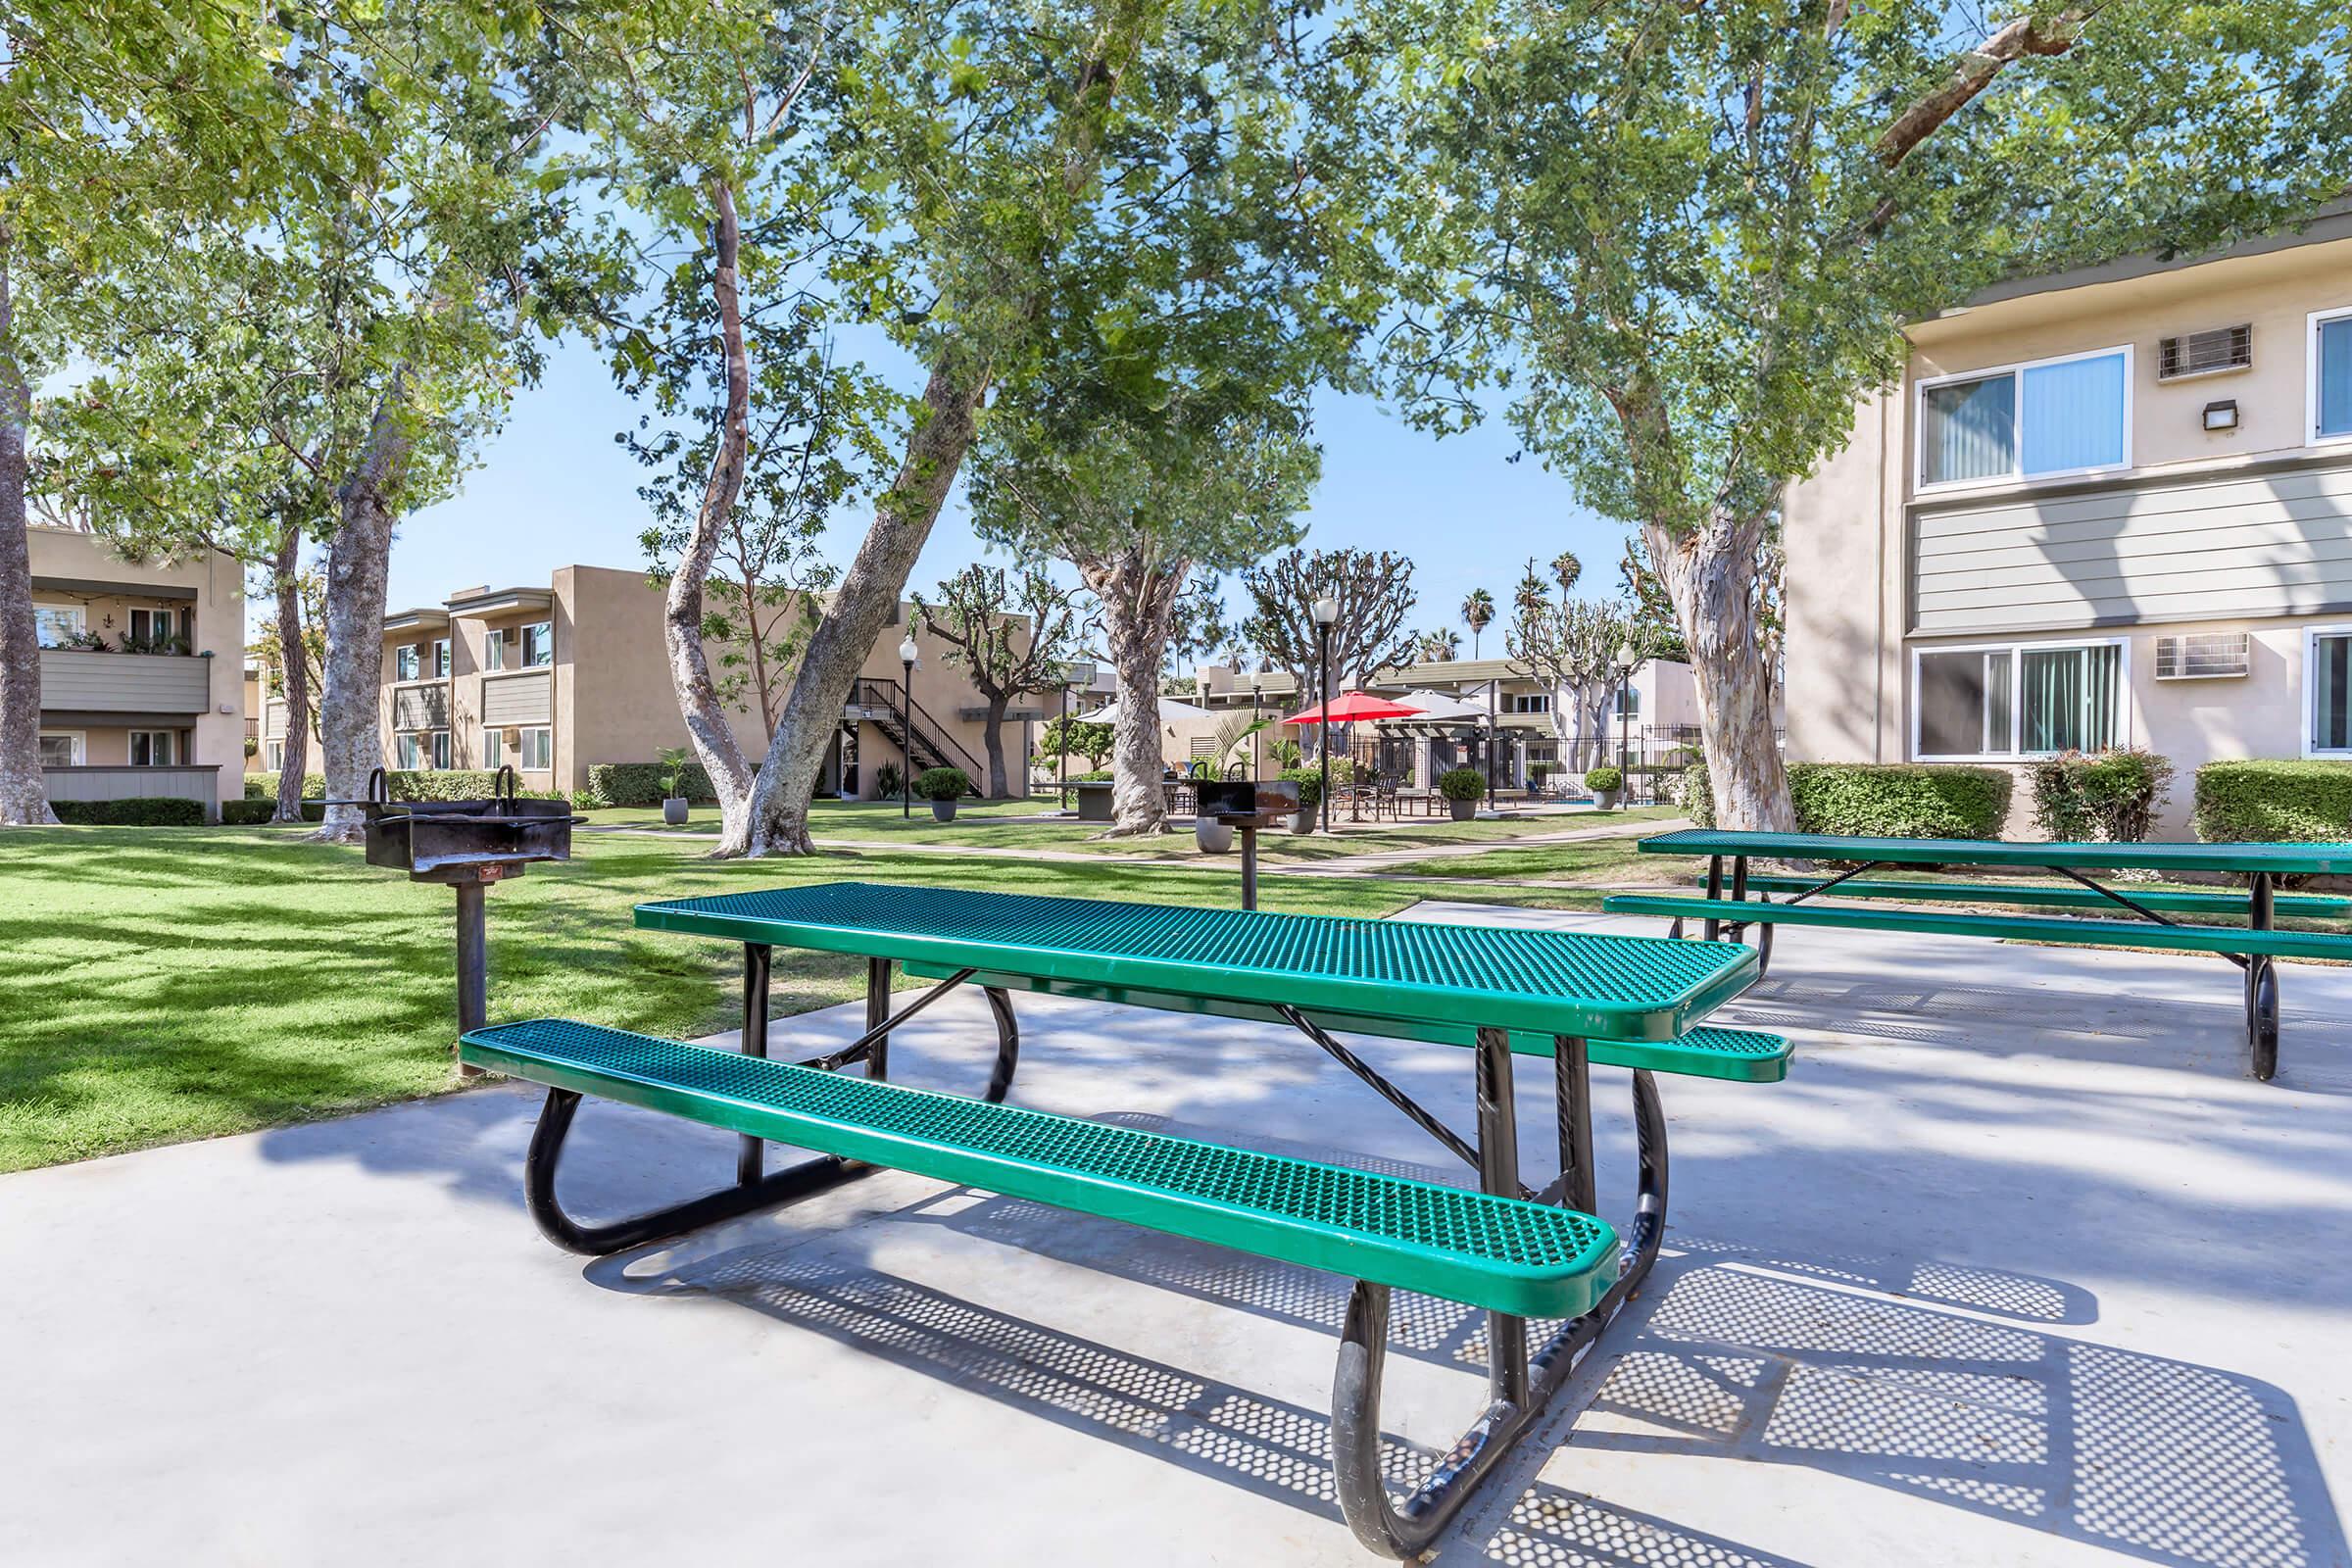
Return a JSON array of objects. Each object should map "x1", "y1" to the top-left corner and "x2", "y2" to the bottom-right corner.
[{"x1": 0, "y1": 823, "x2": 1612, "y2": 1173}]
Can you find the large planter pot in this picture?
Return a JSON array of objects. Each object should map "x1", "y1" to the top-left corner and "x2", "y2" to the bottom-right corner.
[
  {"x1": 1073, "y1": 780, "x2": 1114, "y2": 822},
  {"x1": 1195, "y1": 819, "x2": 1235, "y2": 854},
  {"x1": 1447, "y1": 797, "x2": 1476, "y2": 822},
  {"x1": 1288, "y1": 808, "x2": 1316, "y2": 835},
  {"x1": 1593, "y1": 790, "x2": 1622, "y2": 810},
  {"x1": 662, "y1": 797, "x2": 689, "y2": 826},
  {"x1": 931, "y1": 800, "x2": 958, "y2": 822}
]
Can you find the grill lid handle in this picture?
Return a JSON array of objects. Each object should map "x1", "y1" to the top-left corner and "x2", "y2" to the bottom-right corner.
[{"x1": 495, "y1": 764, "x2": 517, "y2": 812}]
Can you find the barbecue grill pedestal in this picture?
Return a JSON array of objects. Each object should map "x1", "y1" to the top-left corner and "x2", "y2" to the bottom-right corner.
[{"x1": 1195, "y1": 779, "x2": 1301, "y2": 910}]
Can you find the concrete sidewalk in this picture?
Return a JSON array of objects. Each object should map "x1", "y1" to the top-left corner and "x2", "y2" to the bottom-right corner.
[{"x1": 5, "y1": 906, "x2": 2347, "y2": 1565}]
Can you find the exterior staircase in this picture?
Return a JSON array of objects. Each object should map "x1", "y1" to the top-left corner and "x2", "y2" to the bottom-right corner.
[{"x1": 855, "y1": 678, "x2": 986, "y2": 795}]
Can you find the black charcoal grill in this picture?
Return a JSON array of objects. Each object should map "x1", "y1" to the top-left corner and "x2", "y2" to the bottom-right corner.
[
  {"x1": 344, "y1": 766, "x2": 580, "y2": 1062},
  {"x1": 1194, "y1": 778, "x2": 1301, "y2": 909}
]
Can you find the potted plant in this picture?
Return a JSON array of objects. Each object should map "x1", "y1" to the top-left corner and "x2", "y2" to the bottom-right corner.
[
  {"x1": 1584, "y1": 764, "x2": 1623, "y2": 810},
  {"x1": 914, "y1": 766, "x2": 970, "y2": 821},
  {"x1": 657, "y1": 746, "x2": 694, "y2": 824},
  {"x1": 1528, "y1": 760, "x2": 1551, "y2": 795},
  {"x1": 1438, "y1": 766, "x2": 1485, "y2": 821},
  {"x1": 1195, "y1": 816, "x2": 1235, "y2": 854},
  {"x1": 1278, "y1": 767, "x2": 1324, "y2": 833}
]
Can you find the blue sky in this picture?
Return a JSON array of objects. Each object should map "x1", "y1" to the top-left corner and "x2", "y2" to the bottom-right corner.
[{"x1": 382, "y1": 331, "x2": 1637, "y2": 659}]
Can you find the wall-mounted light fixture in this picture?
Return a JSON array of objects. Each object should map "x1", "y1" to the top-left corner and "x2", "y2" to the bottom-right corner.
[{"x1": 2202, "y1": 398, "x2": 2239, "y2": 432}]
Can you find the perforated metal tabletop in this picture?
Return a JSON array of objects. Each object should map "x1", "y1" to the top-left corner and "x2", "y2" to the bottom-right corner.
[{"x1": 636, "y1": 881, "x2": 1756, "y2": 1042}]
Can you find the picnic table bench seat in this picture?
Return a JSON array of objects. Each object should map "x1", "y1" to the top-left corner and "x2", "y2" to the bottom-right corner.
[
  {"x1": 901, "y1": 960, "x2": 1790, "y2": 1083},
  {"x1": 1689, "y1": 872, "x2": 2352, "y2": 918},
  {"x1": 462, "y1": 1018, "x2": 1621, "y2": 1320}
]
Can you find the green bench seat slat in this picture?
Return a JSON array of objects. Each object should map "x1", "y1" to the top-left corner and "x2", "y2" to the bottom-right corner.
[
  {"x1": 1603, "y1": 895, "x2": 2352, "y2": 959},
  {"x1": 461, "y1": 1019, "x2": 1621, "y2": 1319},
  {"x1": 903, "y1": 964, "x2": 1790, "y2": 1083},
  {"x1": 1636, "y1": 827, "x2": 2352, "y2": 876},
  {"x1": 1693, "y1": 872, "x2": 2352, "y2": 917},
  {"x1": 634, "y1": 882, "x2": 1754, "y2": 1044}
]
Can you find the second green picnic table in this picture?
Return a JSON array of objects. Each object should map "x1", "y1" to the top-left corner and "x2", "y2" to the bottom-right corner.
[{"x1": 1604, "y1": 827, "x2": 2352, "y2": 1080}]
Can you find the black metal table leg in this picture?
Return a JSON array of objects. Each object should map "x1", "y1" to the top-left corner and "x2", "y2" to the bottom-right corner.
[
  {"x1": 1555, "y1": 1035, "x2": 1596, "y2": 1216},
  {"x1": 1473, "y1": 1027, "x2": 1529, "y2": 1409},
  {"x1": 864, "y1": 956, "x2": 893, "y2": 1082},
  {"x1": 738, "y1": 943, "x2": 772, "y2": 1186},
  {"x1": 2248, "y1": 873, "x2": 2279, "y2": 1081},
  {"x1": 1702, "y1": 855, "x2": 1725, "y2": 941}
]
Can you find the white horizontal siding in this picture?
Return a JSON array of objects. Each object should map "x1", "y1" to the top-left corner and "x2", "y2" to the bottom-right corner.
[
  {"x1": 480, "y1": 670, "x2": 552, "y2": 727},
  {"x1": 1912, "y1": 460, "x2": 2352, "y2": 633}
]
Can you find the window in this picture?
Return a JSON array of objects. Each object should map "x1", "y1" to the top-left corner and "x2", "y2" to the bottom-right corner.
[
  {"x1": 484, "y1": 631, "x2": 507, "y2": 672},
  {"x1": 433, "y1": 638, "x2": 452, "y2": 678},
  {"x1": 431, "y1": 730, "x2": 451, "y2": 770},
  {"x1": 34, "y1": 604, "x2": 85, "y2": 648},
  {"x1": 518, "y1": 726, "x2": 553, "y2": 770},
  {"x1": 482, "y1": 728, "x2": 504, "y2": 768},
  {"x1": 1614, "y1": 684, "x2": 1641, "y2": 720},
  {"x1": 127, "y1": 607, "x2": 187, "y2": 651},
  {"x1": 2310, "y1": 628, "x2": 2352, "y2": 755},
  {"x1": 1505, "y1": 692, "x2": 1552, "y2": 714},
  {"x1": 1914, "y1": 640, "x2": 2123, "y2": 760},
  {"x1": 2312, "y1": 308, "x2": 2352, "y2": 445},
  {"x1": 395, "y1": 732, "x2": 423, "y2": 770},
  {"x1": 129, "y1": 730, "x2": 179, "y2": 766},
  {"x1": 395, "y1": 645, "x2": 420, "y2": 681},
  {"x1": 266, "y1": 739, "x2": 285, "y2": 771},
  {"x1": 521, "y1": 620, "x2": 554, "y2": 667},
  {"x1": 39, "y1": 732, "x2": 84, "y2": 766},
  {"x1": 1918, "y1": 347, "x2": 2131, "y2": 489}
]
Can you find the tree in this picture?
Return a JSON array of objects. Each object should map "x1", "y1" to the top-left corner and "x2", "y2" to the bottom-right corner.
[
  {"x1": 1461, "y1": 587, "x2": 1494, "y2": 658},
  {"x1": 1616, "y1": 536, "x2": 1690, "y2": 665},
  {"x1": 1417, "y1": 626, "x2": 1461, "y2": 662},
  {"x1": 1382, "y1": 0, "x2": 2352, "y2": 828},
  {"x1": 1238, "y1": 548, "x2": 1418, "y2": 697},
  {"x1": 1037, "y1": 714, "x2": 1114, "y2": 771},
  {"x1": 912, "y1": 564, "x2": 1085, "y2": 798},
  {"x1": 1, "y1": 2, "x2": 295, "y2": 825},
  {"x1": 1504, "y1": 558, "x2": 1632, "y2": 766},
  {"x1": 251, "y1": 568, "x2": 328, "y2": 743}
]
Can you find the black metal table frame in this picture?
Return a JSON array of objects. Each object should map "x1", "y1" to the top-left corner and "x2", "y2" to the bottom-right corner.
[
  {"x1": 521, "y1": 942, "x2": 1674, "y2": 1557},
  {"x1": 1679, "y1": 851, "x2": 2282, "y2": 1082}
]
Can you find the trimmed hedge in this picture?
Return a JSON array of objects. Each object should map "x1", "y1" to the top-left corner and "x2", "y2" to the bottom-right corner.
[
  {"x1": 221, "y1": 799, "x2": 327, "y2": 824},
  {"x1": 1278, "y1": 764, "x2": 1326, "y2": 810},
  {"x1": 53, "y1": 797, "x2": 205, "y2": 826},
  {"x1": 2193, "y1": 760, "x2": 2352, "y2": 843},
  {"x1": 583, "y1": 760, "x2": 721, "y2": 808},
  {"x1": 1681, "y1": 760, "x2": 2011, "y2": 838},
  {"x1": 244, "y1": 771, "x2": 326, "y2": 801},
  {"x1": 2030, "y1": 749, "x2": 2174, "y2": 843}
]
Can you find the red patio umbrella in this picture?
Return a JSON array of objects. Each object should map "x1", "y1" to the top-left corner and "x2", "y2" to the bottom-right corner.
[{"x1": 1280, "y1": 691, "x2": 1423, "y2": 724}]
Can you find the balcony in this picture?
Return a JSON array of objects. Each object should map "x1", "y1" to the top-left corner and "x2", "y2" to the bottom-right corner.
[{"x1": 38, "y1": 649, "x2": 213, "y2": 718}]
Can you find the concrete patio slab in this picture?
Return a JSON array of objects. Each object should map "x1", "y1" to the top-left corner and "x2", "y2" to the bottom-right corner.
[{"x1": 4, "y1": 903, "x2": 2346, "y2": 1566}]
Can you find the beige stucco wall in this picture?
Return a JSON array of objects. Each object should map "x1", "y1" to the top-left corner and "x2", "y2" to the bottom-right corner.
[
  {"x1": 28, "y1": 524, "x2": 245, "y2": 810},
  {"x1": 1784, "y1": 224, "x2": 2352, "y2": 837}
]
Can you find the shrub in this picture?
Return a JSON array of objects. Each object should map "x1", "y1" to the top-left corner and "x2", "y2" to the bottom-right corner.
[
  {"x1": 1528, "y1": 761, "x2": 1551, "y2": 786},
  {"x1": 914, "y1": 766, "x2": 970, "y2": 802},
  {"x1": 2030, "y1": 749, "x2": 2175, "y2": 843},
  {"x1": 1277, "y1": 764, "x2": 1325, "y2": 810},
  {"x1": 1437, "y1": 766, "x2": 1486, "y2": 803},
  {"x1": 1584, "y1": 764, "x2": 1623, "y2": 794},
  {"x1": 1679, "y1": 759, "x2": 2011, "y2": 838},
  {"x1": 52, "y1": 797, "x2": 205, "y2": 826},
  {"x1": 872, "y1": 761, "x2": 906, "y2": 800},
  {"x1": 1072, "y1": 768, "x2": 1114, "y2": 782},
  {"x1": 220, "y1": 799, "x2": 274, "y2": 825},
  {"x1": 242, "y1": 737, "x2": 258, "y2": 759},
  {"x1": 2193, "y1": 760, "x2": 2352, "y2": 843},
  {"x1": 244, "y1": 771, "x2": 326, "y2": 801},
  {"x1": 583, "y1": 760, "x2": 719, "y2": 808}
]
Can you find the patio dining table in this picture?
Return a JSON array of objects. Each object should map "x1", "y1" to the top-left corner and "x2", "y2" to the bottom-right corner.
[{"x1": 477, "y1": 880, "x2": 1775, "y2": 1553}]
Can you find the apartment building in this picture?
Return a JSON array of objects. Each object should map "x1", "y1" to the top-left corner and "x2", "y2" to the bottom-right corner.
[
  {"x1": 258, "y1": 564, "x2": 1027, "y2": 799},
  {"x1": 27, "y1": 524, "x2": 246, "y2": 820},
  {"x1": 1784, "y1": 202, "x2": 2352, "y2": 832}
]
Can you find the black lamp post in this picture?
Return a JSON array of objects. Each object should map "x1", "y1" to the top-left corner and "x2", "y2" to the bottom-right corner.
[
  {"x1": 1250, "y1": 677, "x2": 1263, "y2": 778},
  {"x1": 1312, "y1": 594, "x2": 1338, "y2": 832},
  {"x1": 1485, "y1": 678, "x2": 1497, "y2": 810},
  {"x1": 899, "y1": 633, "x2": 918, "y2": 818},
  {"x1": 1614, "y1": 640, "x2": 1637, "y2": 805}
]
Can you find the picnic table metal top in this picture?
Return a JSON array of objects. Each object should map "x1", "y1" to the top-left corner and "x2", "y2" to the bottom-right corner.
[
  {"x1": 1636, "y1": 827, "x2": 2352, "y2": 876},
  {"x1": 635, "y1": 880, "x2": 1756, "y2": 1043}
]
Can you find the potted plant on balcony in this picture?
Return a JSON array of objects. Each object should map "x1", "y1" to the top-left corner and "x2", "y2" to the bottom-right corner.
[
  {"x1": 1438, "y1": 766, "x2": 1485, "y2": 821},
  {"x1": 657, "y1": 746, "x2": 693, "y2": 825},
  {"x1": 915, "y1": 766, "x2": 970, "y2": 821},
  {"x1": 1584, "y1": 764, "x2": 1623, "y2": 810}
]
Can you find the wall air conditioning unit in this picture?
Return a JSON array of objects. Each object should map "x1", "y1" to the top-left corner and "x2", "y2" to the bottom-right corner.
[
  {"x1": 501, "y1": 626, "x2": 519, "y2": 643},
  {"x1": 503, "y1": 727, "x2": 522, "y2": 746},
  {"x1": 2157, "y1": 323, "x2": 2251, "y2": 381},
  {"x1": 2153, "y1": 631, "x2": 2250, "y2": 680}
]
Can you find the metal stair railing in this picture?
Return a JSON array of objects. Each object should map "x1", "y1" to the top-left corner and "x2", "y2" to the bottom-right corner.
[{"x1": 855, "y1": 677, "x2": 986, "y2": 793}]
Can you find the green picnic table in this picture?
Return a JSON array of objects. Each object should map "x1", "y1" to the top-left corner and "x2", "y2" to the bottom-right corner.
[
  {"x1": 458, "y1": 881, "x2": 1788, "y2": 1556},
  {"x1": 1603, "y1": 828, "x2": 2352, "y2": 1081}
]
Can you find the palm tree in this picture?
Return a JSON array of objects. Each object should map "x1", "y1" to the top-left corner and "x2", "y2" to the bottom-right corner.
[
  {"x1": 1462, "y1": 588, "x2": 1495, "y2": 658},
  {"x1": 1419, "y1": 627, "x2": 1460, "y2": 662},
  {"x1": 1550, "y1": 551, "x2": 1582, "y2": 594}
]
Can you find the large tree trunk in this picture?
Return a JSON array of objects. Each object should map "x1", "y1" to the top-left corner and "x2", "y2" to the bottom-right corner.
[
  {"x1": 664, "y1": 179, "x2": 760, "y2": 854},
  {"x1": 313, "y1": 381, "x2": 410, "y2": 844},
  {"x1": 0, "y1": 244, "x2": 57, "y2": 827},
  {"x1": 739, "y1": 355, "x2": 992, "y2": 856},
  {"x1": 1079, "y1": 542, "x2": 1189, "y2": 838},
  {"x1": 270, "y1": 523, "x2": 312, "y2": 823},
  {"x1": 980, "y1": 689, "x2": 1011, "y2": 800},
  {"x1": 1645, "y1": 513, "x2": 1792, "y2": 830}
]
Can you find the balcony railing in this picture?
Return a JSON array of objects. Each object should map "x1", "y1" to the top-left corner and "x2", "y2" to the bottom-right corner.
[{"x1": 37, "y1": 649, "x2": 212, "y2": 715}]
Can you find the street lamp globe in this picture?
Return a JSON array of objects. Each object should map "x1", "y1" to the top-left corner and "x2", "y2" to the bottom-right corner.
[
  {"x1": 1614, "y1": 641, "x2": 1636, "y2": 670},
  {"x1": 1311, "y1": 595, "x2": 1339, "y2": 626},
  {"x1": 899, "y1": 634, "x2": 919, "y2": 664}
]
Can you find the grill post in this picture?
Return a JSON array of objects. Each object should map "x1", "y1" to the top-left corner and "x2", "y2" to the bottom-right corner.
[
  {"x1": 454, "y1": 878, "x2": 487, "y2": 1078},
  {"x1": 1240, "y1": 826, "x2": 1259, "y2": 910}
]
